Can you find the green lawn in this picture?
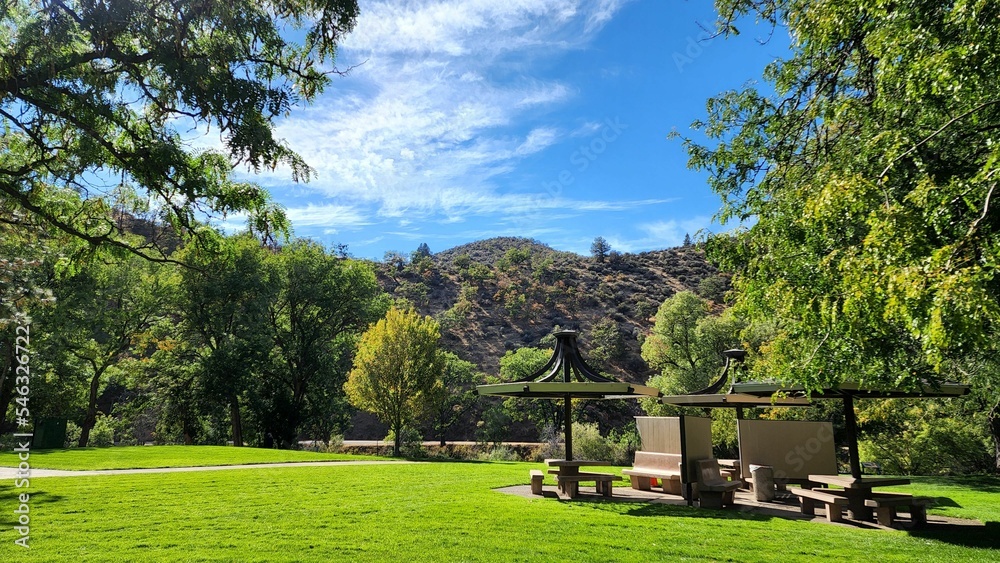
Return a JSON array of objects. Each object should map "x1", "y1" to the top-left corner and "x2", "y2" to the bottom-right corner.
[
  {"x1": 0, "y1": 449, "x2": 997, "y2": 561},
  {"x1": 9, "y1": 446, "x2": 387, "y2": 471}
]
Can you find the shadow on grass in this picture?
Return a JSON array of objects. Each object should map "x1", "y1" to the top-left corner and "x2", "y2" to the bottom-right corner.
[
  {"x1": 927, "y1": 496, "x2": 962, "y2": 508},
  {"x1": 567, "y1": 497, "x2": 785, "y2": 524},
  {"x1": 909, "y1": 521, "x2": 1000, "y2": 550},
  {"x1": 0, "y1": 489, "x2": 66, "y2": 527}
]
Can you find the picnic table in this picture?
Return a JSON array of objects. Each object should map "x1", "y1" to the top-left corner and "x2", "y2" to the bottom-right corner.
[
  {"x1": 545, "y1": 459, "x2": 621, "y2": 499},
  {"x1": 807, "y1": 474, "x2": 911, "y2": 521}
]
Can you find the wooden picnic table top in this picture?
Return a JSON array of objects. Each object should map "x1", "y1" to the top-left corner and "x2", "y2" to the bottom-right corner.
[
  {"x1": 545, "y1": 459, "x2": 613, "y2": 468},
  {"x1": 808, "y1": 474, "x2": 911, "y2": 489}
]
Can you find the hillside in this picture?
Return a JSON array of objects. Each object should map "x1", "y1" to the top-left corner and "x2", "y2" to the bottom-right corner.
[{"x1": 376, "y1": 237, "x2": 727, "y2": 384}]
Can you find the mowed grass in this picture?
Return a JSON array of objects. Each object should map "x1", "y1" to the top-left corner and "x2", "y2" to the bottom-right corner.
[
  {"x1": 6, "y1": 446, "x2": 387, "y2": 471},
  {"x1": 0, "y1": 453, "x2": 997, "y2": 562}
]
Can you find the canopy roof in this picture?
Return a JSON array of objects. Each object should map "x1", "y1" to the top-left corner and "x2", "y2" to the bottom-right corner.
[
  {"x1": 730, "y1": 380, "x2": 971, "y2": 399},
  {"x1": 659, "y1": 392, "x2": 811, "y2": 408},
  {"x1": 476, "y1": 330, "x2": 661, "y2": 400}
]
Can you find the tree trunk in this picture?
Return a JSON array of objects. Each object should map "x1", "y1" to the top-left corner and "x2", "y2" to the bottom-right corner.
[
  {"x1": 393, "y1": 421, "x2": 402, "y2": 458},
  {"x1": 78, "y1": 367, "x2": 104, "y2": 447},
  {"x1": 990, "y1": 402, "x2": 1000, "y2": 474},
  {"x1": 230, "y1": 395, "x2": 243, "y2": 447},
  {"x1": 0, "y1": 333, "x2": 13, "y2": 434}
]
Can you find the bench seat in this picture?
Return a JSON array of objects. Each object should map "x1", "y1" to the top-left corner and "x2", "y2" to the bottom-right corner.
[
  {"x1": 864, "y1": 494, "x2": 933, "y2": 527},
  {"x1": 554, "y1": 472, "x2": 621, "y2": 499},
  {"x1": 624, "y1": 452, "x2": 683, "y2": 495},
  {"x1": 529, "y1": 469, "x2": 544, "y2": 495},
  {"x1": 791, "y1": 487, "x2": 851, "y2": 522}
]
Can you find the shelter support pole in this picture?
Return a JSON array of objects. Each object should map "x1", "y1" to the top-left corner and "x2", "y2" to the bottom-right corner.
[
  {"x1": 843, "y1": 394, "x2": 862, "y2": 480},
  {"x1": 564, "y1": 394, "x2": 573, "y2": 461}
]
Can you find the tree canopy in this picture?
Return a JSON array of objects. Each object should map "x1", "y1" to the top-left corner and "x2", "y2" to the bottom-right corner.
[
  {"x1": 684, "y1": 0, "x2": 1000, "y2": 468},
  {"x1": 683, "y1": 0, "x2": 1000, "y2": 386},
  {"x1": 344, "y1": 306, "x2": 444, "y2": 457},
  {"x1": 0, "y1": 0, "x2": 358, "y2": 261}
]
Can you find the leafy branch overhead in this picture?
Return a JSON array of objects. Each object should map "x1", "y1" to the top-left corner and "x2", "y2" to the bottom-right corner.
[
  {"x1": 682, "y1": 0, "x2": 1000, "y2": 389},
  {"x1": 0, "y1": 0, "x2": 359, "y2": 260}
]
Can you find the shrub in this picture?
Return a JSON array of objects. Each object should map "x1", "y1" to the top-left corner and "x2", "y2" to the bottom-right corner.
[
  {"x1": 324, "y1": 435, "x2": 345, "y2": 453},
  {"x1": 90, "y1": 415, "x2": 116, "y2": 447},
  {"x1": 529, "y1": 424, "x2": 565, "y2": 462},
  {"x1": 64, "y1": 422, "x2": 82, "y2": 448},
  {"x1": 384, "y1": 426, "x2": 425, "y2": 458},
  {"x1": 572, "y1": 422, "x2": 614, "y2": 462},
  {"x1": 477, "y1": 444, "x2": 521, "y2": 462}
]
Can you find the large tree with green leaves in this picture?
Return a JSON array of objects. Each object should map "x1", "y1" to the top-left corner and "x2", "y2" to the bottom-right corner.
[
  {"x1": 37, "y1": 252, "x2": 169, "y2": 446},
  {"x1": 427, "y1": 351, "x2": 482, "y2": 446},
  {"x1": 176, "y1": 234, "x2": 277, "y2": 447},
  {"x1": 641, "y1": 291, "x2": 743, "y2": 396},
  {"x1": 682, "y1": 1, "x2": 1000, "y2": 468},
  {"x1": 345, "y1": 306, "x2": 444, "y2": 457},
  {"x1": 260, "y1": 240, "x2": 388, "y2": 447},
  {"x1": 0, "y1": 0, "x2": 358, "y2": 260}
]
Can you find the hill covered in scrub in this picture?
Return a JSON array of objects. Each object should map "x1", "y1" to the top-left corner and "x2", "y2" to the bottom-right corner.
[{"x1": 375, "y1": 237, "x2": 728, "y2": 384}]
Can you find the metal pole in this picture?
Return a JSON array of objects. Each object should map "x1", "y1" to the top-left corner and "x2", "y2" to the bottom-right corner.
[
  {"x1": 564, "y1": 393, "x2": 573, "y2": 461},
  {"x1": 843, "y1": 394, "x2": 862, "y2": 480}
]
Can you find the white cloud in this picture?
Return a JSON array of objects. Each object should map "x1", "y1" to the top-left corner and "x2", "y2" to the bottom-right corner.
[
  {"x1": 284, "y1": 204, "x2": 373, "y2": 230},
  {"x1": 249, "y1": 0, "x2": 633, "y2": 227},
  {"x1": 606, "y1": 215, "x2": 713, "y2": 252}
]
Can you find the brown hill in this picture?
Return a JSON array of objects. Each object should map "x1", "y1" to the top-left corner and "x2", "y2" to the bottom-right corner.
[{"x1": 376, "y1": 237, "x2": 727, "y2": 383}]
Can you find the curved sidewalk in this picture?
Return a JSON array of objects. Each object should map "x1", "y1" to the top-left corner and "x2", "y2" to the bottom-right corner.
[{"x1": 0, "y1": 459, "x2": 419, "y2": 479}]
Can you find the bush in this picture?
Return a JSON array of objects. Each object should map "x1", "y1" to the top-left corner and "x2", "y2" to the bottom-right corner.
[
  {"x1": 572, "y1": 422, "x2": 614, "y2": 462},
  {"x1": 64, "y1": 422, "x2": 82, "y2": 448},
  {"x1": 530, "y1": 424, "x2": 565, "y2": 462},
  {"x1": 386, "y1": 426, "x2": 425, "y2": 459},
  {"x1": 90, "y1": 415, "x2": 116, "y2": 447},
  {"x1": 477, "y1": 444, "x2": 521, "y2": 462},
  {"x1": 323, "y1": 435, "x2": 345, "y2": 453}
]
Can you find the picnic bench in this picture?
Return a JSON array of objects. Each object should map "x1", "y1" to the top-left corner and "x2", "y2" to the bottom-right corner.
[
  {"x1": 545, "y1": 459, "x2": 622, "y2": 499},
  {"x1": 864, "y1": 492, "x2": 933, "y2": 527},
  {"x1": 530, "y1": 469, "x2": 544, "y2": 495},
  {"x1": 549, "y1": 471, "x2": 620, "y2": 497},
  {"x1": 791, "y1": 487, "x2": 851, "y2": 522},
  {"x1": 696, "y1": 459, "x2": 741, "y2": 509},
  {"x1": 622, "y1": 452, "x2": 682, "y2": 495}
]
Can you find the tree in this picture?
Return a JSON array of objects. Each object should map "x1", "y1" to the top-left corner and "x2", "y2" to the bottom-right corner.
[
  {"x1": 682, "y1": 1, "x2": 1000, "y2": 468},
  {"x1": 590, "y1": 237, "x2": 611, "y2": 263},
  {"x1": 496, "y1": 347, "x2": 564, "y2": 434},
  {"x1": 0, "y1": 0, "x2": 358, "y2": 261},
  {"x1": 261, "y1": 241, "x2": 388, "y2": 447},
  {"x1": 412, "y1": 243, "x2": 432, "y2": 262},
  {"x1": 175, "y1": 235, "x2": 276, "y2": 447},
  {"x1": 588, "y1": 317, "x2": 626, "y2": 365},
  {"x1": 640, "y1": 291, "x2": 743, "y2": 395},
  {"x1": 683, "y1": 233, "x2": 693, "y2": 247},
  {"x1": 345, "y1": 307, "x2": 444, "y2": 457},
  {"x1": 38, "y1": 253, "x2": 169, "y2": 446},
  {"x1": 428, "y1": 352, "x2": 482, "y2": 446}
]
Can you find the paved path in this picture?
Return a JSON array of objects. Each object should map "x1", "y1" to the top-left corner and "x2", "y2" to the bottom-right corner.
[{"x1": 0, "y1": 459, "x2": 419, "y2": 479}]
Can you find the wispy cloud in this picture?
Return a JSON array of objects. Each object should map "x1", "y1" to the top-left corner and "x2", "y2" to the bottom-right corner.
[
  {"x1": 607, "y1": 216, "x2": 713, "y2": 252},
  {"x1": 245, "y1": 0, "x2": 635, "y2": 233}
]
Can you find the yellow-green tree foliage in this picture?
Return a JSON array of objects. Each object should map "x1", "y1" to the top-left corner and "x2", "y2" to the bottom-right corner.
[{"x1": 345, "y1": 307, "x2": 444, "y2": 457}]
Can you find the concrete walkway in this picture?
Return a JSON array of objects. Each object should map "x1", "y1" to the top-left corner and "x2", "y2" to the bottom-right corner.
[{"x1": 0, "y1": 459, "x2": 419, "y2": 479}]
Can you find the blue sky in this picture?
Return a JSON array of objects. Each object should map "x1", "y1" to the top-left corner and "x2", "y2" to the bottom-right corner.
[{"x1": 231, "y1": 0, "x2": 788, "y2": 260}]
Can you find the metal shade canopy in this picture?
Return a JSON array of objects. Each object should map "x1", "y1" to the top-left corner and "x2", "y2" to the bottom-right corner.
[
  {"x1": 730, "y1": 380, "x2": 971, "y2": 479},
  {"x1": 659, "y1": 393, "x2": 811, "y2": 408},
  {"x1": 476, "y1": 330, "x2": 661, "y2": 460},
  {"x1": 657, "y1": 348, "x2": 812, "y2": 411}
]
